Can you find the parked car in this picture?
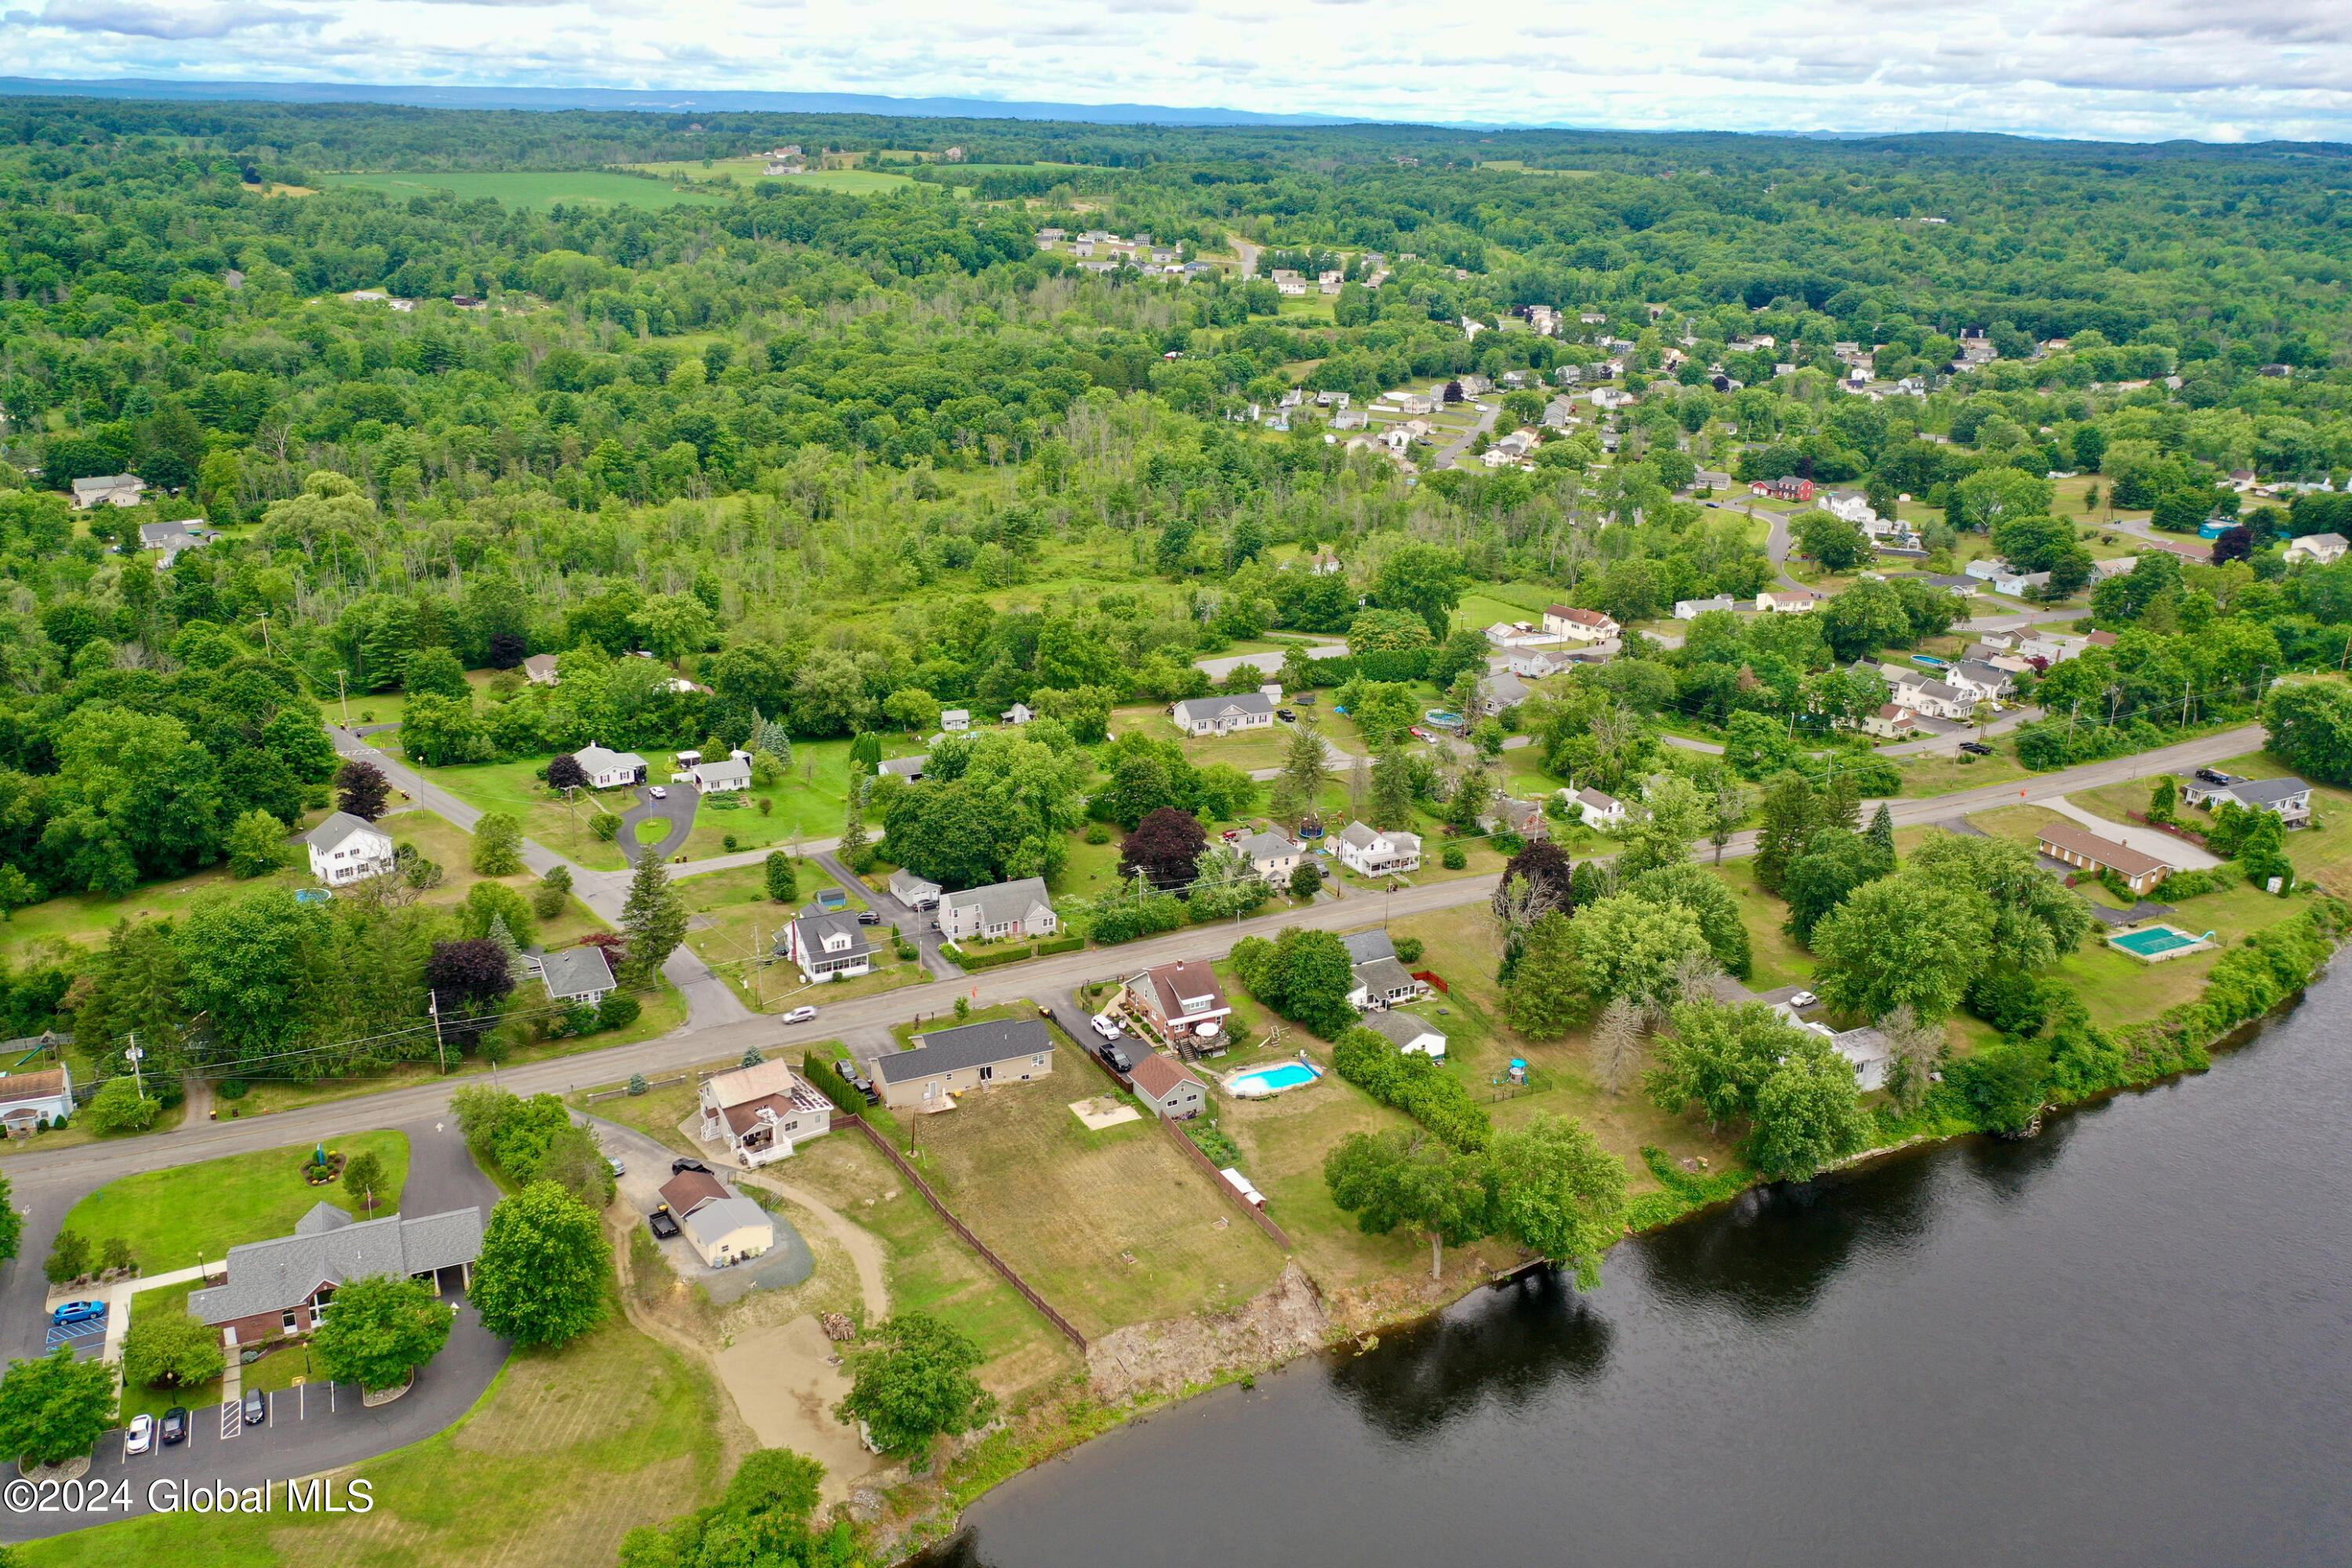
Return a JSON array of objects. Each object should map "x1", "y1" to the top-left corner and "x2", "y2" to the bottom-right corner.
[
  {"x1": 1788, "y1": 990, "x2": 1820, "y2": 1009},
  {"x1": 672, "y1": 1156, "x2": 710, "y2": 1174},
  {"x1": 855, "y1": 910, "x2": 880, "y2": 925},
  {"x1": 1958, "y1": 741, "x2": 1994, "y2": 757},
  {"x1": 1104, "y1": 1044, "x2": 1134, "y2": 1073},
  {"x1": 782, "y1": 1005, "x2": 818, "y2": 1025},
  {"x1": 2194, "y1": 767, "x2": 2232, "y2": 785},
  {"x1": 1409, "y1": 726, "x2": 1432, "y2": 741},
  {"x1": 606, "y1": 1156, "x2": 626, "y2": 1177},
  {"x1": 1036, "y1": 1002, "x2": 1054, "y2": 1018},
  {"x1": 648, "y1": 1210, "x2": 681, "y2": 1240},
  {"x1": 1276, "y1": 709, "x2": 1296, "y2": 722},
  {"x1": 49, "y1": 1301, "x2": 105, "y2": 1327},
  {"x1": 1090, "y1": 1014, "x2": 1124, "y2": 1041},
  {"x1": 162, "y1": 1406, "x2": 188, "y2": 1446},
  {"x1": 649, "y1": 786, "x2": 668, "y2": 800},
  {"x1": 242, "y1": 1388, "x2": 267, "y2": 1425},
  {"x1": 125, "y1": 1413, "x2": 154, "y2": 1456}
]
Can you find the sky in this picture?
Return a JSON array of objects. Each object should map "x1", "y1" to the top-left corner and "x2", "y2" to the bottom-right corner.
[{"x1": 6, "y1": 0, "x2": 2352, "y2": 143}]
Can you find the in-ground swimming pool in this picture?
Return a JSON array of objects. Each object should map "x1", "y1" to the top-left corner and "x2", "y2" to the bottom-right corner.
[
  {"x1": 2111, "y1": 924, "x2": 2211, "y2": 959},
  {"x1": 1228, "y1": 1062, "x2": 1321, "y2": 1097}
]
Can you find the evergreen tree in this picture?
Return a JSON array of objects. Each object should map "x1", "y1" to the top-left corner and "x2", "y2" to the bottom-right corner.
[
  {"x1": 1367, "y1": 745, "x2": 1417, "y2": 831},
  {"x1": 1866, "y1": 801, "x2": 1896, "y2": 855},
  {"x1": 619, "y1": 851, "x2": 688, "y2": 985},
  {"x1": 1753, "y1": 772, "x2": 1822, "y2": 895},
  {"x1": 1272, "y1": 720, "x2": 1333, "y2": 822}
]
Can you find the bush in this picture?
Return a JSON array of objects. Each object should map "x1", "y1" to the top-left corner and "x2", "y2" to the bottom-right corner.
[
  {"x1": 532, "y1": 883, "x2": 568, "y2": 921},
  {"x1": 1089, "y1": 894, "x2": 1188, "y2": 945},
  {"x1": 1036, "y1": 935, "x2": 1087, "y2": 956},
  {"x1": 723, "y1": 834, "x2": 739, "y2": 852},
  {"x1": 1393, "y1": 937, "x2": 1425, "y2": 965},
  {"x1": 801, "y1": 1054, "x2": 867, "y2": 1117},
  {"x1": 1331, "y1": 1026, "x2": 1490, "y2": 1150},
  {"x1": 945, "y1": 944, "x2": 1033, "y2": 971},
  {"x1": 1442, "y1": 844, "x2": 1468, "y2": 869},
  {"x1": 590, "y1": 811, "x2": 622, "y2": 842},
  {"x1": 2154, "y1": 866, "x2": 2232, "y2": 899},
  {"x1": 1083, "y1": 821, "x2": 1112, "y2": 845},
  {"x1": 626, "y1": 1073, "x2": 649, "y2": 1097},
  {"x1": 216, "y1": 1078, "x2": 249, "y2": 1101},
  {"x1": 895, "y1": 942, "x2": 919, "y2": 962},
  {"x1": 597, "y1": 994, "x2": 642, "y2": 1032},
  {"x1": 1188, "y1": 1123, "x2": 1243, "y2": 1166}
]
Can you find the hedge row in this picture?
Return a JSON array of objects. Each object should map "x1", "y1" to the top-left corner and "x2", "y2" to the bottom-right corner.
[
  {"x1": 800, "y1": 1052, "x2": 866, "y2": 1119},
  {"x1": 1297, "y1": 648, "x2": 1432, "y2": 688},
  {"x1": 1036, "y1": 935, "x2": 1087, "y2": 956},
  {"x1": 1332, "y1": 1025, "x2": 1491, "y2": 1151},
  {"x1": 946, "y1": 943, "x2": 1034, "y2": 971}
]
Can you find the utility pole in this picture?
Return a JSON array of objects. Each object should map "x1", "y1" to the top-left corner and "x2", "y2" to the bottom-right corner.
[
  {"x1": 428, "y1": 990, "x2": 447, "y2": 1074},
  {"x1": 125, "y1": 1036, "x2": 144, "y2": 1102},
  {"x1": 336, "y1": 669, "x2": 350, "y2": 728}
]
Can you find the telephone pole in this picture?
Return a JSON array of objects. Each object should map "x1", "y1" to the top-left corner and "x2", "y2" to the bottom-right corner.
[
  {"x1": 428, "y1": 990, "x2": 448, "y2": 1073},
  {"x1": 337, "y1": 669, "x2": 351, "y2": 728}
]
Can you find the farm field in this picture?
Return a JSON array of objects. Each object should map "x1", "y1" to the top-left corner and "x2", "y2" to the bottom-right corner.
[
  {"x1": 324, "y1": 170, "x2": 728, "y2": 209},
  {"x1": 621, "y1": 161, "x2": 919, "y2": 195}
]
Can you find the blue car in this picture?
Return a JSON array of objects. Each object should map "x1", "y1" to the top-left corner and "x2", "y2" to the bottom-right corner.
[{"x1": 50, "y1": 1301, "x2": 106, "y2": 1327}]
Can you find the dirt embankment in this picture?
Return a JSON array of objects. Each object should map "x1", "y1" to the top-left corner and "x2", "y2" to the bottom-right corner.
[{"x1": 1086, "y1": 1260, "x2": 1331, "y2": 1401}]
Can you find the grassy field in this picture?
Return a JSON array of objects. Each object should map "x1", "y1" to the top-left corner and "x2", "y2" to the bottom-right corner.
[
  {"x1": 27, "y1": 1308, "x2": 730, "y2": 1568},
  {"x1": 621, "y1": 161, "x2": 920, "y2": 196},
  {"x1": 62, "y1": 1131, "x2": 409, "y2": 1273},
  {"x1": 1964, "y1": 802, "x2": 2072, "y2": 847},
  {"x1": 325, "y1": 170, "x2": 728, "y2": 210},
  {"x1": 906, "y1": 1073, "x2": 1287, "y2": 1338}
]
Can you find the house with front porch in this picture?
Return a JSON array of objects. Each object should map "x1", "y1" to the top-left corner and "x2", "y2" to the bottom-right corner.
[
  {"x1": 1123, "y1": 959, "x2": 1234, "y2": 1054},
  {"x1": 2180, "y1": 774, "x2": 2312, "y2": 826},
  {"x1": 872, "y1": 1018, "x2": 1055, "y2": 1110},
  {"x1": 782, "y1": 907, "x2": 877, "y2": 982},
  {"x1": 1171, "y1": 692, "x2": 1276, "y2": 736},
  {"x1": 1541, "y1": 605, "x2": 1620, "y2": 643},
  {"x1": 1238, "y1": 829, "x2": 1301, "y2": 881},
  {"x1": 572, "y1": 743, "x2": 649, "y2": 789},
  {"x1": 1333, "y1": 822, "x2": 1421, "y2": 876},
  {"x1": 695, "y1": 1057, "x2": 834, "y2": 1165}
]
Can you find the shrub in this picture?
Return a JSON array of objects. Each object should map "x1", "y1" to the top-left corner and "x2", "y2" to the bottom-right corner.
[
  {"x1": 626, "y1": 1073, "x2": 649, "y2": 1096},
  {"x1": 1083, "y1": 821, "x2": 1112, "y2": 845},
  {"x1": 949, "y1": 944, "x2": 1033, "y2": 971},
  {"x1": 895, "y1": 942, "x2": 919, "y2": 962},
  {"x1": 1441, "y1": 844, "x2": 1468, "y2": 869},
  {"x1": 1188, "y1": 1123, "x2": 1243, "y2": 1166},
  {"x1": 590, "y1": 811, "x2": 622, "y2": 842},
  {"x1": 597, "y1": 995, "x2": 642, "y2": 1032},
  {"x1": 216, "y1": 1079, "x2": 249, "y2": 1101},
  {"x1": 802, "y1": 1054, "x2": 867, "y2": 1117},
  {"x1": 532, "y1": 883, "x2": 568, "y2": 921},
  {"x1": 723, "y1": 834, "x2": 739, "y2": 852},
  {"x1": 1036, "y1": 935, "x2": 1087, "y2": 956},
  {"x1": 1393, "y1": 937, "x2": 1425, "y2": 965},
  {"x1": 1331, "y1": 1026, "x2": 1490, "y2": 1150}
]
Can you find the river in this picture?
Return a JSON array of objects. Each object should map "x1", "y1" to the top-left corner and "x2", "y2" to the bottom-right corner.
[{"x1": 929, "y1": 964, "x2": 2352, "y2": 1568}]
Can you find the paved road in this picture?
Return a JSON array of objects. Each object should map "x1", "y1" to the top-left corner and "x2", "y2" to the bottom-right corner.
[
  {"x1": 1196, "y1": 640, "x2": 1349, "y2": 681},
  {"x1": 1431, "y1": 401, "x2": 1499, "y2": 470},
  {"x1": 619, "y1": 782, "x2": 699, "y2": 862}
]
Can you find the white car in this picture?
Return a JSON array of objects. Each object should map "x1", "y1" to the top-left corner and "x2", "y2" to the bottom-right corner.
[
  {"x1": 782, "y1": 1005, "x2": 818, "y2": 1025},
  {"x1": 649, "y1": 786, "x2": 667, "y2": 800},
  {"x1": 125, "y1": 1413, "x2": 154, "y2": 1456},
  {"x1": 1089, "y1": 1014, "x2": 1124, "y2": 1041},
  {"x1": 1788, "y1": 990, "x2": 1819, "y2": 1010}
]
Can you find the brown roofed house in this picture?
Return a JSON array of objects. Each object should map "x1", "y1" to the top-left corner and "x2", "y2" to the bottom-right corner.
[
  {"x1": 1128, "y1": 1053, "x2": 1209, "y2": 1120},
  {"x1": 2034, "y1": 821, "x2": 2176, "y2": 896}
]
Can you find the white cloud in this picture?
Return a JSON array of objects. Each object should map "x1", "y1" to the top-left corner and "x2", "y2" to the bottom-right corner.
[{"x1": 9, "y1": 0, "x2": 2352, "y2": 140}]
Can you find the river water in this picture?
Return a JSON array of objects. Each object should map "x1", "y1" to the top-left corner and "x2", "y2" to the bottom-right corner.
[{"x1": 931, "y1": 966, "x2": 2352, "y2": 1568}]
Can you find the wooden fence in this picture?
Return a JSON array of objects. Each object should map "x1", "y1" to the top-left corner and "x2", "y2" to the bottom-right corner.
[
  {"x1": 845, "y1": 1117, "x2": 1089, "y2": 1352},
  {"x1": 1152, "y1": 1110, "x2": 1295, "y2": 1252}
]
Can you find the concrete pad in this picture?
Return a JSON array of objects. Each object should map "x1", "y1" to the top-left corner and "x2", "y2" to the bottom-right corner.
[
  {"x1": 710, "y1": 1315, "x2": 879, "y2": 1504},
  {"x1": 1070, "y1": 1097, "x2": 1142, "y2": 1131},
  {"x1": 2050, "y1": 797, "x2": 2223, "y2": 870}
]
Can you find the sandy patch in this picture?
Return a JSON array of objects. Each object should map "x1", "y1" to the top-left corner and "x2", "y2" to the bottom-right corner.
[
  {"x1": 1069, "y1": 1096, "x2": 1142, "y2": 1131},
  {"x1": 712, "y1": 1315, "x2": 878, "y2": 1502}
]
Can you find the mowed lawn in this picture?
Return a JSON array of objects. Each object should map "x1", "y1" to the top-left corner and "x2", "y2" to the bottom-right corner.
[
  {"x1": 325, "y1": 169, "x2": 729, "y2": 210},
  {"x1": 909, "y1": 1073, "x2": 1286, "y2": 1338},
  {"x1": 62, "y1": 1131, "x2": 410, "y2": 1272},
  {"x1": 25, "y1": 1311, "x2": 728, "y2": 1568}
]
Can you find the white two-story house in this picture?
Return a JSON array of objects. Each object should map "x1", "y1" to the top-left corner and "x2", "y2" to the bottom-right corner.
[
  {"x1": 1333, "y1": 822, "x2": 1422, "y2": 876},
  {"x1": 937, "y1": 877, "x2": 1058, "y2": 942},
  {"x1": 696, "y1": 1058, "x2": 834, "y2": 1166},
  {"x1": 303, "y1": 811, "x2": 396, "y2": 885},
  {"x1": 781, "y1": 907, "x2": 878, "y2": 982}
]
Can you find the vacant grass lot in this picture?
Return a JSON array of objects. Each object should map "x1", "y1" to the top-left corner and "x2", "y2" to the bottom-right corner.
[
  {"x1": 63, "y1": 1131, "x2": 409, "y2": 1273},
  {"x1": 909, "y1": 1073, "x2": 1285, "y2": 1339},
  {"x1": 27, "y1": 1308, "x2": 728, "y2": 1568},
  {"x1": 327, "y1": 169, "x2": 729, "y2": 210}
]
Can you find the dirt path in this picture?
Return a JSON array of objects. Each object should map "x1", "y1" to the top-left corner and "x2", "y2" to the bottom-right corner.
[
  {"x1": 739, "y1": 1173, "x2": 891, "y2": 1318},
  {"x1": 711, "y1": 1317, "x2": 879, "y2": 1503}
]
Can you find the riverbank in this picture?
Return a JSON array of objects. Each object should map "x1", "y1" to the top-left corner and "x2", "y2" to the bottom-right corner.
[{"x1": 866, "y1": 898, "x2": 2352, "y2": 1566}]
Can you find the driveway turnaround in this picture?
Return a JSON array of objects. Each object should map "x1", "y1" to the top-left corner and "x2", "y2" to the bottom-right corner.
[{"x1": 619, "y1": 782, "x2": 700, "y2": 862}]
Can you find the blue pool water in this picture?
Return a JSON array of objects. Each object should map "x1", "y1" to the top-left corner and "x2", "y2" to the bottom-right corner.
[
  {"x1": 1230, "y1": 1062, "x2": 1319, "y2": 1095},
  {"x1": 2112, "y1": 927, "x2": 2201, "y2": 956},
  {"x1": 1911, "y1": 655, "x2": 1950, "y2": 668}
]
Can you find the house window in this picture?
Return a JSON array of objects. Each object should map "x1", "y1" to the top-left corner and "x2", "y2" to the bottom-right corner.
[
  {"x1": 979, "y1": 1064, "x2": 994, "y2": 1081},
  {"x1": 283, "y1": 1310, "x2": 299, "y2": 1333},
  {"x1": 1032, "y1": 1052, "x2": 1047, "y2": 1066}
]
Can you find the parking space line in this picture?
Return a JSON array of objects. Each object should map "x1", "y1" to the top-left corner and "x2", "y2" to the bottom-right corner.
[{"x1": 220, "y1": 1399, "x2": 239, "y2": 1439}]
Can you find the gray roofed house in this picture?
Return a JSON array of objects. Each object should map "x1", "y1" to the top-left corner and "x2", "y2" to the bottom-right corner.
[
  {"x1": 937, "y1": 877, "x2": 1057, "y2": 942},
  {"x1": 300, "y1": 811, "x2": 395, "y2": 885},
  {"x1": 572, "y1": 742, "x2": 648, "y2": 789},
  {"x1": 1341, "y1": 929, "x2": 1396, "y2": 966},
  {"x1": 2181, "y1": 773, "x2": 2311, "y2": 825},
  {"x1": 782, "y1": 906, "x2": 877, "y2": 982},
  {"x1": 190, "y1": 1201, "x2": 484, "y2": 1345},
  {"x1": 70, "y1": 474, "x2": 145, "y2": 509},
  {"x1": 539, "y1": 946, "x2": 616, "y2": 1005},
  {"x1": 1171, "y1": 691, "x2": 1277, "y2": 735},
  {"x1": 872, "y1": 1017, "x2": 1056, "y2": 1109},
  {"x1": 691, "y1": 756, "x2": 753, "y2": 793},
  {"x1": 1359, "y1": 1009, "x2": 1446, "y2": 1058},
  {"x1": 522, "y1": 653, "x2": 561, "y2": 685},
  {"x1": 1477, "y1": 672, "x2": 1531, "y2": 715},
  {"x1": 1949, "y1": 659, "x2": 2015, "y2": 700},
  {"x1": 880, "y1": 754, "x2": 929, "y2": 780},
  {"x1": 1349, "y1": 955, "x2": 1425, "y2": 1009},
  {"x1": 138, "y1": 518, "x2": 214, "y2": 566},
  {"x1": 887, "y1": 867, "x2": 942, "y2": 908}
]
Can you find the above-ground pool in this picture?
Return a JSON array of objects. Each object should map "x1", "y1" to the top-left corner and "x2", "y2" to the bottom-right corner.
[
  {"x1": 1911, "y1": 654, "x2": 1950, "y2": 669},
  {"x1": 1227, "y1": 1062, "x2": 1322, "y2": 1098},
  {"x1": 2110, "y1": 924, "x2": 2215, "y2": 961}
]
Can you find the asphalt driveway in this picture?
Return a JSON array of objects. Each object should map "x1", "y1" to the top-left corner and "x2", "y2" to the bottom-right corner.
[
  {"x1": 619, "y1": 782, "x2": 699, "y2": 862},
  {"x1": 586, "y1": 1114, "x2": 812, "y2": 1307}
]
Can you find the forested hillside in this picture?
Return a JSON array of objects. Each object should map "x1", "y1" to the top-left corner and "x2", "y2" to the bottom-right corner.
[{"x1": 1, "y1": 96, "x2": 2350, "y2": 1094}]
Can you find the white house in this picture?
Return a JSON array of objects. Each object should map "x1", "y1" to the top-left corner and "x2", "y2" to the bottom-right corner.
[
  {"x1": 0, "y1": 1062, "x2": 74, "y2": 1135},
  {"x1": 1477, "y1": 671, "x2": 1530, "y2": 715},
  {"x1": 522, "y1": 653, "x2": 561, "y2": 686},
  {"x1": 659, "y1": 1168, "x2": 774, "y2": 1262},
  {"x1": 1864, "y1": 704, "x2": 1922, "y2": 740},
  {"x1": 70, "y1": 474, "x2": 146, "y2": 510},
  {"x1": 1333, "y1": 822, "x2": 1421, "y2": 876},
  {"x1": 572, "y1": 743, "x2": 648, "y2": 789},
  {"x1": 1171, "y1": 692, "x2": 1276, "y2": 735},
  {"x1": 302, "y1": 811, "x2": 395, "y2": 885},
  {"x1": 2180, "y1": 773, "x2": 2312, "y2": 826},
  {"x1": 1882, "y1": 672, "x2": 1976, "y2": 720},
  {"x1": 539, "y1": 946, "x2": 616, "y2": 1007},
  {"x1": 940, "y1": 709, "x2": 972, "y2": 732},
  {"x1": 2285, "y1": 533, "x2": 2350, "y2": 566},
  {"x1": 1947, "y1": 659, "x2": 2015, "y2": 702},
  {"x1": 1675, "y1": 596, "x2": 1737, "y2": 620},
  {"x1": 938, "y1": 877, "x2": 1057, "y2": 942},
  {"x1": 1238, "y1": 830, "x2": 1301, "y2": 881},
  {"x1": 1002, "y1": 702, "x2": 1034, "y2": 726},
  {"x1": 1504, "y1": 648, "x2": 1574, "y2": 678},
  {"x1": 1563, "y1": 786, "x2": 1628, "y2": 827},
  {"x1": 1822, "y1": 490, "x2": 1878, "y2": 526},
  {"x1": 782, "y1": 906, "x2": 877, "y2": 983},
  {"x1": 1359, "y1": 1008, "x2": 1446, "y2": 1060},
  {"x1": 1757, "y1": 588, "x2": 1820, "y2": 614},
  {"x1": 1486, "y1": 621, "x2": 1563, "y2": 650},
  {"x1": 887, "y1": 867, "x2": 942, "y2": 909},
  {"x1": 1541, "y1": 604, "x2": 1620, "y2": 643},
  {"x1": 691, "y1": 754, "x2": 753, "y2": 793}
]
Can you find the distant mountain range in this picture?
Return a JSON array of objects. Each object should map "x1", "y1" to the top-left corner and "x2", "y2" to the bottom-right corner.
[{"x1": 0, "y1": 78, "x2": 1366, "y2": 127}]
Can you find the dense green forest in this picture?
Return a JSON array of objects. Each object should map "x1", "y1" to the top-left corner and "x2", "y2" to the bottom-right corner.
[{"x1": 1, "y1": 96, "x2": 2350, "y2": 1095}]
